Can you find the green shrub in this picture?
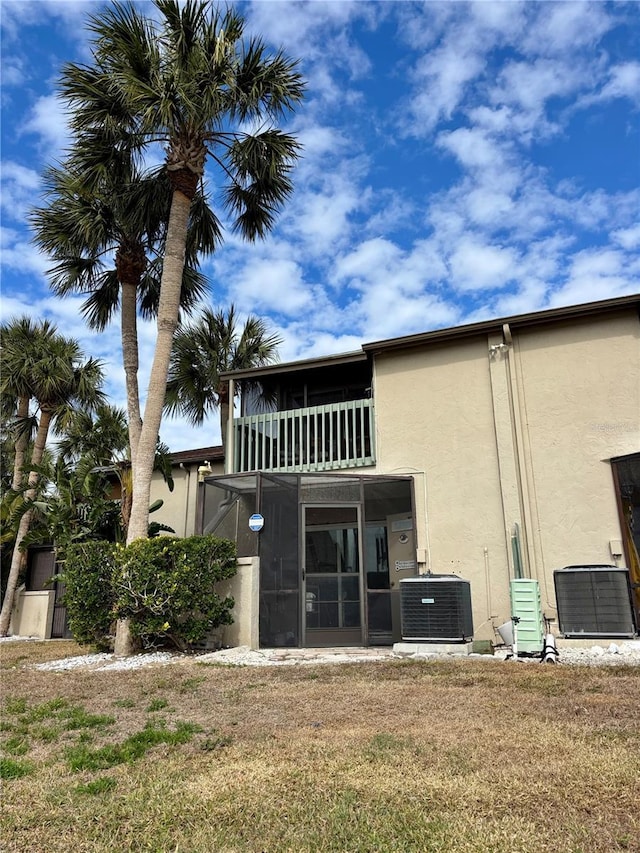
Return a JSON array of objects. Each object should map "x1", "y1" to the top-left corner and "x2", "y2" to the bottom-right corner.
[
  {"x1": 63, "y1": 541, "x2": 118, "y2": 650},
  {"x1": 113, "y1": 535, "x2": 236, "y2": 651}
]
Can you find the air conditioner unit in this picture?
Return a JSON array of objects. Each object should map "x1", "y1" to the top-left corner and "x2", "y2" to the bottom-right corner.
[
  {"x1": 400, "y1": 574, "x2": 473, "y2": 642},
  {"x1": 554, "y1": 565, "x2": 637, "y2": 638}
]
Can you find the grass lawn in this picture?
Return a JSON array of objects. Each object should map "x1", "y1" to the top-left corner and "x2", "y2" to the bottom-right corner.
[{"x1": 1, "y1": 640, "x2": 639, "y2": 853}]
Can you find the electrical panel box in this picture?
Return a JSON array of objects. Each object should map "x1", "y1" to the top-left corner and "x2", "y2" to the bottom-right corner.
[{"x1": 387, "y1": 514, "x2": 417, "y2": 643}]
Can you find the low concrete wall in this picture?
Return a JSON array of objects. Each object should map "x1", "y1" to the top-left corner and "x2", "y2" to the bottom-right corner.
[
  {"x1": 10, "y1": 588, "x2": 55, "y2": 639},
  {"x1": 216, "y1": 556, "x2": 260, "y2": 649}
]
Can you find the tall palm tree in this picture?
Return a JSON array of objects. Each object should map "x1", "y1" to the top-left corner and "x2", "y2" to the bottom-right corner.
[
  {"x1": 31, "y1": 153, "x2": 219, "y2": 472},
  {"x1": 58, "y1": 0, "x2": 304, "y2": 544},
  {"x1": 0, "y1": 323, "x2": 105, "y2": 635},
  {"x1": 165, "y1": 306, "x2": 282, "y2": 450}
]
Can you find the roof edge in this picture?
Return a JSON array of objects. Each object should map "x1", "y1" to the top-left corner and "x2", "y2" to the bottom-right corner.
[
  {"x1": 169, "y1": 445, "x2": 224, "y2": 464},
  {"x1": 220, "y1": 349, "x2": 367, "y2": 381},
  {"x1": 221, "y1": 294, "x2": 639, "y2": 380},
  {"x1": 363, "y1": 294, "x2": 640, "y2": 355}
]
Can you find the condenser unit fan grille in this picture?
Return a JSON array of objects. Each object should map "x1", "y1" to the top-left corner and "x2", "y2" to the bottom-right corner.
[
  {"x1": 400, "y1": 576, "x2": 473, "y2": 642},
  {"x1": 554, "y1": 566, "x2": 636, "y2": 638}
]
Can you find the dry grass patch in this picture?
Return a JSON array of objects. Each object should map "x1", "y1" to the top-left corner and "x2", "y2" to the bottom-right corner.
[{"x1": 1, "y1": 644, "x2": 639, "y2": 852}]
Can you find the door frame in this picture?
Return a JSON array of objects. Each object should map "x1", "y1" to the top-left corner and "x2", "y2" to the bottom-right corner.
[{"x1": 301, "y1": 502, "x2": 365, "y2": 646}]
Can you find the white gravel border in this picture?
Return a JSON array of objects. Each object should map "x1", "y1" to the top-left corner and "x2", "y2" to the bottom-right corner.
[{"x1": 0, "y1": 639, "x2": 635, "y2": 671}]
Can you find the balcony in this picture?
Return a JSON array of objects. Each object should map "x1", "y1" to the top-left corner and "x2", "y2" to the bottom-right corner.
[{"x1": 233, "y1": 398, "x2": 376, "y2": 473}]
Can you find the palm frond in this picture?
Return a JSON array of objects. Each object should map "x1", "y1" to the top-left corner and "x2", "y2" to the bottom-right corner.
[{"x1": 222, "y1": 130, "x2": 300, "y2": 239}]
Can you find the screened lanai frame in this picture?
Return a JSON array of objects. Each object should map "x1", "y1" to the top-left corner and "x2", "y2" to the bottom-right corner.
[{"x1": 199, "y1": 472, "x2": 416, "y2": 648}]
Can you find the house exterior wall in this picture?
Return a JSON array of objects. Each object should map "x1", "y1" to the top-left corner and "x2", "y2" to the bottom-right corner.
[
  {"x1": 215, "y1": 556, "x2": 260, "y2": 649},
  {"x1": 148, "y1": 458, "x2": 224, "y2": 538},
  {"x1": 372, "y1": 308, "x2": 639, "y2": 640},
  {"x1": 510, "y1": 313, "x2": 638, "y2": 576}
]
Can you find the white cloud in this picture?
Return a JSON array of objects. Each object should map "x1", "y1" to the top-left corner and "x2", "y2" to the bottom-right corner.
[
  {"x1": 353, "y1": 286, "x2": 459, "y2": 342},
  {"x1": 612, "y1": 224, "x2": 640, "y2": 251},
  {"x1": 0, "y1": 227, "x2": 50, "y2": 277},
  {"x1": 228, "y1": 257, "x2": 312, "y2": 317},
  {"x1": 407, "y1": 41, "x2": 485, "y2": 134},
  {"x1": 21, "y1": 94, "x2": 70, "y2": 155},
  {"x1": 437, "y1": 126, "x2": 512, "y2": 171},
  {"x1": 334, "y1": 237, "x2": 402, "y2": 283},
  {"x1": 600, "y1": 61, "x2": 640, "y2": 103},
  {"x1": 449, "y1": 239, "x2": 518, "y2": 292},
  {"x1": 0, "y1": 56, "x2": 27, "y2": 88},
  {"x1": 549, "y1": 246, "x2": 640, "y2": 307},
  {"x1": 577, "y1": 61, "x2": 640, "y2": 110},
  {"x1": 519, "y1": 2, "x2": 613, "y2": 57},
  {"x1": 0, "y1": 161, "x2": 42, "y2": 223},
  {"x1": 289, "y1": 171, "x2": 370, "y2": 255},
  {"x1": 490, "y1": 57, "x2": 589, "y2": 141}
]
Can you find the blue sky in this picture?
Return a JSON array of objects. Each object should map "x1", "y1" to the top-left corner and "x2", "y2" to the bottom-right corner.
[{"x1": 1, "y1": 0, "x2": 639, "y2": 451}]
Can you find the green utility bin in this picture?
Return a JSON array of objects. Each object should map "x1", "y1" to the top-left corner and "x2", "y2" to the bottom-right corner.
[{"x1": 510, "y1": 578, "x2": 544, "y2": 655}]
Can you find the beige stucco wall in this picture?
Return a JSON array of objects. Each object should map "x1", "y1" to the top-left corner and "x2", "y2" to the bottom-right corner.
[
  {"x1": 373, "y1": 337, "x2": 511, "y2": 638},
  {"x1": 10, "y1": 588, "x2": 55, "y2": 639},
  {"x1": 149, "y1": 459, "x2": 224, "y2": 538},
  {"x1": 215, "y1": 556, "x2": 260, "y2": 649},
  {"x1": 372, "y1": 308, "x2": 639, "y2": 640},
  {"x1": 511, "y1": 313, "x2": 639, "y2": 585}
]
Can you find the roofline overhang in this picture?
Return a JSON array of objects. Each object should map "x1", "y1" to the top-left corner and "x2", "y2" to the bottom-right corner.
[
  {"x1": 220, "y1": 349, "x2": 367, "y2": 382},
  {"x1": 220, "y1": 294, "x2": 639, "y2": 381},
  {"x1": 169, "y1": 445, "x2": 224, "y2": 465},
  {"x1": 362, "y1": 294, "x2": 640, "y2": 355}
]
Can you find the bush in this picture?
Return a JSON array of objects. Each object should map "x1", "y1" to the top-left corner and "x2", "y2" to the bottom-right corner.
[
  {"x1": 63, "y1": 541, "x2": 118, "y2": 650},
  {"x1": 113, "y1": 535, "x2": 236, "y2": 651}
]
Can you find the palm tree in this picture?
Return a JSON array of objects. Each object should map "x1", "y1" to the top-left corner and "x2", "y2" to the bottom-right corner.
[
  {"x1": 58, "y1": 0, "x2": 304, "y2": 544},
  {"x1": 0, "y1": 318, "x2": 56, "y2": 492},
  {"x1": 56, "y1": 404, "x2": 129, "y2": 469},
  {"x1": 165, "y1": 306, "x2": 282, "y2": 451},
  {"x1": 31, "y1": 153, "x2": 219, "y2": 473},
  {"x1": 0, "y1": 323, "x2": 105, "y2": 635}
]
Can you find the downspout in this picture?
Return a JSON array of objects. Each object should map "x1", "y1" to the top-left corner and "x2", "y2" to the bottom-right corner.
[
  {"x1": 503, "y1": 323, "x2": 547, "y2": 591},
  {"x1": 196, "y1": 461, "x2": 212, "y2": 535},
  {"x1": 488, "y1": 332, "x2": 524, "y2": 583},
  {"x1": 179, "y1": 462, "x2": 191, "y2": 537},
  {"x1": 501, "y1": 322, "x2": 532, "y2": 579},
  {"x1": 226, "y1": 377, "x2": 235, "y2": 475},
  {"x1": 505, "y1": 327, "x2": 554, "y2": 612}
]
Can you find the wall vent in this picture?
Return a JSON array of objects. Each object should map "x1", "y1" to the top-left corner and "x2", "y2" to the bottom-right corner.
[
  {"x1": 400, "y1": 575, "x2": 473, "y2": 642},
  {"x1": 554, "y1": 566, "x2": 637, "y2": 638}
]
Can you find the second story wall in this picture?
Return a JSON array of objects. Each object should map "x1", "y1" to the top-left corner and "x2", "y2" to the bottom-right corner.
[{"x1": 371, "y1": 305, "x2": 639, "y2": 629}]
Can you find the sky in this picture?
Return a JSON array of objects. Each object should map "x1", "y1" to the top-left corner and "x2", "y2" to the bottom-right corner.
[{"x1": 1, "y1": 0, "x2": 639, "y2": 452}]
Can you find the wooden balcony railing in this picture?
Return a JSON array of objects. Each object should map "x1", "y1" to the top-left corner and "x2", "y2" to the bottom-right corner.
[{"x1": 233, "y1": 399, "x2": 375, "y2": 473}]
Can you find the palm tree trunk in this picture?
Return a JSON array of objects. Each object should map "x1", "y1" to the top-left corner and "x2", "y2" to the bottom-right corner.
[
  {"x1": 118, "y1": 187, "x2": 192, "y2": 655},
  {"x1": 118, "y1": 464, "x2": 133, "y2": 537},
  {"x1": 0, "y1": 409, "x2": 53, "y2": 636},
  {"x1": 11, "y1": 396, "x2": 30, "y2": 492},
  {"x1": 121, "y1": 281, "x2": 142, "y2": 470},
  {"x1": 126, "y1": 188, "x2": 191, "y2": 543}
]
